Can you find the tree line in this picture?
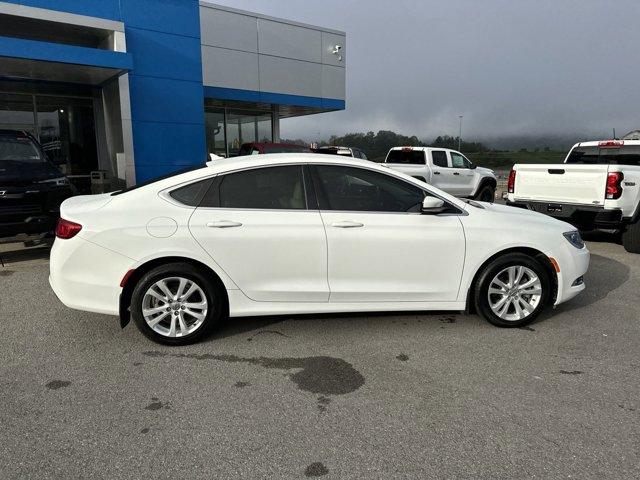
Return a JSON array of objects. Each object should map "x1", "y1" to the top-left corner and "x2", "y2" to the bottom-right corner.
[{"x1": 283, "y1": 130, "x2": 489, "y2": 162}]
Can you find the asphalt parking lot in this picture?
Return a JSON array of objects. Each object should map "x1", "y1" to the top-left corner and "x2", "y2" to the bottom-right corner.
[{"x1": 1, "y1": 234, "x2": 639, "y2": 479}]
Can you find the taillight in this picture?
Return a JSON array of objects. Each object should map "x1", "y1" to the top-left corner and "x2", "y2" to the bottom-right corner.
[
  {"x1": 507, "y1": 169, "x2": 516, "y2": 193},
  {"x1": 606, "y1": 172, "x2": 623, "y2": 200},
  {"x1": 55, "y1": 218, "x2": 82, "y2": 239},
  {"x1": 599, "y1": 140, "x2": 624, "y2": 149}
]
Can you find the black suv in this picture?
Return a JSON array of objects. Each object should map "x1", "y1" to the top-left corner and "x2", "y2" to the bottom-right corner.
[{"x1": 0, "y1": 130, "x2": 74, "y2": 238}]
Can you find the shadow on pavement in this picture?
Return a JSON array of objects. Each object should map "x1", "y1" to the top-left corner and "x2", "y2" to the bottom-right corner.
[{"x1": 0, "y1": 239, "x2": 52, "y2": 266}]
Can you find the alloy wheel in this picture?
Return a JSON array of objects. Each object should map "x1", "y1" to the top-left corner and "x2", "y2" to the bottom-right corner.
[
  {"x1": 141, "y1": 276, "x2": 209, "y2": 337},
  {"x1": 487, "y1": 266, "x2": 542, "y2": 321}
]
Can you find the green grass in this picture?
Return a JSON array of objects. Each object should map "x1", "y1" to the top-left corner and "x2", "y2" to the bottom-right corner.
[{"x1": 466, "y1": 151, "x2": 566, "y2": 172}]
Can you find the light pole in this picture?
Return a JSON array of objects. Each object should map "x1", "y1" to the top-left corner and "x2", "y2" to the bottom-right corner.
[{"x1": 458, "y1": 115, "x2": 463, "y2": 152}]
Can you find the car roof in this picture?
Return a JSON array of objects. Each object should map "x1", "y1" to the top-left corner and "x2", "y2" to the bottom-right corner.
[{"x1": 146, "y1": 153, "x2": 465, "y2": 207}]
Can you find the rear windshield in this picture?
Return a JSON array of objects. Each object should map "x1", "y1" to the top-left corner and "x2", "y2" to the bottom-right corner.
[
  {"x1": 0, "y1": 134, "x2": 43, "y2": 164},
  {"x1": 386, "y1": 149, "x2": 426, "y2": 165},
  {"x1": 566, "y1": 145, "x2": 640, "y2": 166}
]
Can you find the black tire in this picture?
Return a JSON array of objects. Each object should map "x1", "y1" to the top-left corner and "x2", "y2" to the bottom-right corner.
[
  {"x1": 622, "y1": 219, "x2": 640, "y2": 253},
  {"x1": 473, "y1": 253, "x2": 551, "y2": 328},
  {"x1": 475, "y1": 184, "x2": 496, "y2": 202},
  {"x1": 130, "y1": 262, "x2": 226, "y2": 345}
]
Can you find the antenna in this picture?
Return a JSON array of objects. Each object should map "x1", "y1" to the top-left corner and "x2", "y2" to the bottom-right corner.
[{"x1": 613, "y1": 128, "x2": 617, "y2": 140}]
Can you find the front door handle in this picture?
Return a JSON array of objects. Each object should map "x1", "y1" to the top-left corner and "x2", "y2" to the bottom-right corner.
[
  {"x1": 453, "y1": 172, "x2": 460, "y2": 176},
  {"x1": 206, "y1": 220, "x2": 243, "y2": 228},
  {"x1": 331, "y1": 220, "x2": 364, "y2": 228}
]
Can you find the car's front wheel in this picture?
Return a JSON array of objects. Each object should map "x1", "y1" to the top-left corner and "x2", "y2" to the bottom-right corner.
[
  {"x1": 474, "y1": 253, "x2": 551, "y2": 328},
  {"x1": 474, "y1": 184, "x2": 496, "y2": 202},
  {"x1": 130, "y1": 262, "x2": 226, "y2": 345}
]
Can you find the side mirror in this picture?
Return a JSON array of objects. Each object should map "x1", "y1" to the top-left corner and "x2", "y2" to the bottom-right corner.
[
  {"x1": 422, "y1": 196, "x2": 446, "y2": 214},
  {"x1": 469, "y1": 163, "x2": 477, "y2": 169}
]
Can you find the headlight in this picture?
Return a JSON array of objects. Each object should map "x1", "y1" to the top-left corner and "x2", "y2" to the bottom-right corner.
[
  {"x1": 38, "y1": 177, "x2": 70, "y2": 187},
  {"x1": 563, "y1": 230, "x2": 584, "y2": 249}
]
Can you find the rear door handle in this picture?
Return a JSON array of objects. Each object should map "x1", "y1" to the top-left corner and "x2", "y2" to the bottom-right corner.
[
  {"x1": 206, "y1": 220, "x2": 243, "y2": 228},
  {"x1": 433, "y1": 171, "x2": 441, "y2": 175},
  {"x1": 331, "y1": 220, "x2": 364, "y2": 228}
]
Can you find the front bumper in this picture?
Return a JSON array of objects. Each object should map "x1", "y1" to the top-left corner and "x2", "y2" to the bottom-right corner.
[{"x1": 552, "y1": 242, "x2": 590, "y2": 306}]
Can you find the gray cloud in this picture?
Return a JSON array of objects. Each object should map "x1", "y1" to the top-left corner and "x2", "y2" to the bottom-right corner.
[{"x1": 213, "y1": 0, "x2": 640, "y2": 143}]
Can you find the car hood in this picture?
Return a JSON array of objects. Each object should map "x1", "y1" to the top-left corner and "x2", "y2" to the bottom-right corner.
[
  {"x1": 467, "y1": 201, "x2": 575, "y2": 232},
  {"x1": 475, "y1": 166, "x2": 495, "y2": 177},
  {"x1": 0, "y1": 160, "x2": 65, "y2": 184}
]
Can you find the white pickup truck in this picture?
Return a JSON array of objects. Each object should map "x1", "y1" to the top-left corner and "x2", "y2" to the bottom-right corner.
[
  {"x1": 383, "y1": 146, "x2": 497, "y2": 201},
  {"x1": 506, "y1": 140, "x2": 640, "y2": 253}
]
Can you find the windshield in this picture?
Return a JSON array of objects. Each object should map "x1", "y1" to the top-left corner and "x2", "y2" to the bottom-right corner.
[
  {"x1": 0, "y1": 135, "x2": 44, "y2": 164},
  {"x1": 566, "y1": 145, "x2": 640, "y2": 165}
]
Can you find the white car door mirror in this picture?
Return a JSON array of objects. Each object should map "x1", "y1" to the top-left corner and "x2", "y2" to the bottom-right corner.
[{"x1": 422, "y1": 196, "x2": 446, "y2": 214}]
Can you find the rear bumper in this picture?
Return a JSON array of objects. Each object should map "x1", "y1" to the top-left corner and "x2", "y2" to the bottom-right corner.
[
  {"x1": 506, "y1": 200, "x2": 625, "y2": 229},
  {"x1": 49, "y1": 235, "x2": 134, "y2": 316}
]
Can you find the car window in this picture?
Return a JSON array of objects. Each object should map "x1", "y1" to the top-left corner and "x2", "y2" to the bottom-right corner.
[
  {"x1": 169, "y1": 178, "x2": 213, "y2": 206},
  {"x1": 431, "y1": 150, "x2": 448, "y2": 168},
  {"x1": 208, "y1": 165, "x2": 306, "y2": 210},
  {"x1": 385, "y1": 149, "x2": 426, "y2": 165},
  {"x1": 360, "y1": 151, "x2": 368, "y2": 160},
  {"x1": 313, "y1": 165, "x2": 425, "y2": 212},
  {"x1": 450, "y1": 152, "x2": 469, "y2": 168}
]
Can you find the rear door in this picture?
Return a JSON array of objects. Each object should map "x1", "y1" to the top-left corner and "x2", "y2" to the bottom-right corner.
[
  {"x1": 188, "y1": 164, "x2": 329, "y2": 302},
  {"x1": 429, "y1": 150, "x2": 449, "y2": 190}
]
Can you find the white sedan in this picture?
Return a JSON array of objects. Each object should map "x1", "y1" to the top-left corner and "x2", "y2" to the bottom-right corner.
[{"x1": 49, "y1": 154, "x2": 590, "y2": 345}]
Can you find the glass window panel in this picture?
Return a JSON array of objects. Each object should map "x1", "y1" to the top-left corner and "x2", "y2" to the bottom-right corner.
[
  {"x1": 0, "y1": 93, "x2": 35, "y2": 133},
  {"x1": 226, "y1": 110, "x2": 272, "y2": 156},
  {"x1": 36, "y1": 96, "x2": 97, "y2": 174},
  {"x1": 205, "y1": 108, "x2": 226, "y2": 157},
  {"x1": 217, "y1": 166, "x2": 305, "y2": 210}
]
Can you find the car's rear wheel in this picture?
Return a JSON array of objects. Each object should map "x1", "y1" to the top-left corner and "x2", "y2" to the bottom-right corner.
[
  {"x1": 475, "y1": 184, "x2": 496, "y2": 202},
  {"x1": 622, "y1": 219, "x2": 640, "y2": 253},
  {"x1": 131, "y1": 263, "x2": 225, "y2": 345},
  {"x1": 474, "y1": 253, "x2": 551, "y2": 327}
]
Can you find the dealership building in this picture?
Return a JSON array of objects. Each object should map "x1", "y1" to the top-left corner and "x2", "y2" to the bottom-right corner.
[{"x1": 0, "y1": 0, "x2": 346, "y2": 186}]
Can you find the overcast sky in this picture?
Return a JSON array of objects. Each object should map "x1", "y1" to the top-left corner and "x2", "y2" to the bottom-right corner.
[{"x1": 212, "y1": 0, "x2": 640, "y2": 144}]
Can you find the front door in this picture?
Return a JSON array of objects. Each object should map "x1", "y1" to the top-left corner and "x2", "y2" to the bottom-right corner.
[
  {"x1": 310, "y1": 164, "x2": 466, "y2": 302},
  {"x1": 449, "y1": 152, "x2": 476, "y2": 196},
  {"x1": 189, "y1": 164, "x2": 329, "y2": 302}
]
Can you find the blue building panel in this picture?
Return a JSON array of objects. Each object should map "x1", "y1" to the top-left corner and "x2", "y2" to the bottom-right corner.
[
  {"x1": 120, "y1": 0, "x2": 201, "y2": 38},
  {"x1": 132, "y1": 122, "x2": 207, "y2": 182},
  {"x1": 125, "y1": 28, "x2": 203, "y2": 82},
  {"x1": 128, "y1": 76, "x2": 205, "y2": 126}
]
